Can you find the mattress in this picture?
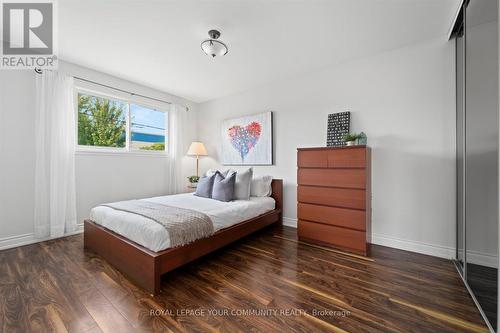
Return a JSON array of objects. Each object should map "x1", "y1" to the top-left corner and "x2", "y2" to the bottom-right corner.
[{"x1": 89, "y1": 193, "x2": 276, "y2": 252}]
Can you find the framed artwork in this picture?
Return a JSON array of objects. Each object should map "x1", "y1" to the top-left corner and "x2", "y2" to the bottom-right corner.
[
  {"x1": 221, "y1": 111, "x2": 273, "y2": 165},
  {"x1": 326, "y1": 112, "x2": 350, "y2": 146}
]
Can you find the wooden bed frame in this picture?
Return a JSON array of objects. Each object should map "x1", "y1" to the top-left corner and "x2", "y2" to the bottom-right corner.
[{"x1": 84, "y1": 179, "x2": 283, "y2": 295}]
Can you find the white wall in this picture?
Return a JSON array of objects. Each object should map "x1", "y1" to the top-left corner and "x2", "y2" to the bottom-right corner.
[
  {"x1": 0, "y1": 62, "x2": 199, "y2": 248},
  {"x1": 197, "y1": 37, "x2": 457, "y2": 258}
]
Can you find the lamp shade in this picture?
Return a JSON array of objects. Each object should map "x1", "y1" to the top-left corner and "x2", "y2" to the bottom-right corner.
[
  {"x1": 201, "y1": 39, "x2": 228, "y2": 58},
  {"x1": 201, "y1": 29, "x2": 228, "y2": 58},
  {"x1": 187, "y1": 142, "x2": 208, "y2": 156}
]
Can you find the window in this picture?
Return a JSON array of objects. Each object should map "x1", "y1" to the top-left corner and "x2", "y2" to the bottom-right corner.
[
  {"x1": 77, "y1": 93, "x2": 127, "y2": 148},
  {"x1": 130, "y1": 104, "x2": 167, "y2": 151},
  {"x1": 76, "y1": 91, "x2": 168, "y2": 153}
]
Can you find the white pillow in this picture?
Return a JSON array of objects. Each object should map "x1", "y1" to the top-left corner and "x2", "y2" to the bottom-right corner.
[
  {"x1": 206, "y1": 169, "x2": 230, "y2": 177},
  {"x1": 251, "y1": 175, "x2": 273, "y2": 197},
  {"x1": 230, "y1": 168, "x2": 253, "y2": 200}
]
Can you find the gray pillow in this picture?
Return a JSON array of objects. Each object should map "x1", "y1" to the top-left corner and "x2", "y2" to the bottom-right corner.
[
  {"x1": 232, "y1": 168, "x2": 253, "y2": 200},
  {"x1": 212, "y1": 171, "x2": 236, "y2": 202},
  {"x1": 206, "y1": 169, "x2": 230, "y2": 177},
  {"x1": 194, "y1": 173, "x2": 216, "y2": 198}
]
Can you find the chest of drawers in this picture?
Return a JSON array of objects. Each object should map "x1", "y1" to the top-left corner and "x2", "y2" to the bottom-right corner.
[{"x1": 297, "y1": 146, "x2": 371, "y2": 255}]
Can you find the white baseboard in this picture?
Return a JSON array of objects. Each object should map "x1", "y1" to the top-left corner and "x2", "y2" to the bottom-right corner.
[
  {"x1": 0, "y1": 224, "x2": 84, "y2": 251},
  {"x1": 371, "y1": 233, "x2": 455, "y2": 259},
  {"x1": 372, "y1": 234, "x2": 498, "y2": 267},
  {"x1": 282, "y1": 216, "x2": 298, "y2": 228},
  {"x1": 280, "y1": 217, "x2": 498, "y2": 267}
]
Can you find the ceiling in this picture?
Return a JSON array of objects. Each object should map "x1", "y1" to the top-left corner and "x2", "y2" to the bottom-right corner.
[{"x1": 59, "y1": 0, "x2": 460, "y2": 103}]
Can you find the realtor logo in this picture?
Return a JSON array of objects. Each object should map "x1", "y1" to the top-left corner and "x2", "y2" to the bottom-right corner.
[{"x1": 1, "y1": 0, "x2": 57, "y2": 69}]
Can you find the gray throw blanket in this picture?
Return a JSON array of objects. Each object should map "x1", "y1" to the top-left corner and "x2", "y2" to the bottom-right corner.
[{"x1": 101, "y1": 200, "x2": 214, "y2": 248}]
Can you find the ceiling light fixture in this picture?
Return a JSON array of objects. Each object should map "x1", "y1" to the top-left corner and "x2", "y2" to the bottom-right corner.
[{"x1": 201, "y1": 29, "x2": 228, "y2": 58}]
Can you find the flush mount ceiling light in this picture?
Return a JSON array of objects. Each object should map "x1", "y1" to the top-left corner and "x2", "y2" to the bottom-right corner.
[{"x1": 201, "y1": 29, "x2": 228, "y2": 58}]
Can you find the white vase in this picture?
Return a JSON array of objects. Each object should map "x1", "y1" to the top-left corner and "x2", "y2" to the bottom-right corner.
[{"x1": 346, "y1": 141, "x2": 356, "y2": 146}]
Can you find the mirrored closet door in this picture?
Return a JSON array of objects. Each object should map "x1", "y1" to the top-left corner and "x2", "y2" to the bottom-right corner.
[{"x1": 455, "y1": 0, "x2": 499, "y2": 331}]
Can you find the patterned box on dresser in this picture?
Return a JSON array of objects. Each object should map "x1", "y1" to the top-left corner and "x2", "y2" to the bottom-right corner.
[{"x1": 297, "y1": 146, "x2": 371, "y2": 255}]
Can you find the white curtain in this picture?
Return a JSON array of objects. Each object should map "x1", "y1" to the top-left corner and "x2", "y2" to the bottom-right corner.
[
  {"x1": 34, "y1": 71, "x2": 77, "y2": 238},
  {"x1": 167, "y1": 104, "x2": 188, "y2": 194}
]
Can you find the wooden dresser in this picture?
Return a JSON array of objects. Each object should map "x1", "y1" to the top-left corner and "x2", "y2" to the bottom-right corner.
[{"x1": 297, "y1": 146, "x2": 371, "y2": 255}]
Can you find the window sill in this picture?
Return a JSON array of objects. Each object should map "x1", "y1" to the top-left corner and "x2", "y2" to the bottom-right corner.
[{"x1": 75, "y1": 149, "x2": 168, "y2": 158}]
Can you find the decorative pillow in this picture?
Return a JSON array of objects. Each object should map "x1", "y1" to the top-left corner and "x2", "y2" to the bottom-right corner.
[
  {"x1": 206, "y1": 169, "x2": 230, "y2": 177},
  {"x1": 231, "y1": 168, "x2": 253, "y2": 200},
  {"x1": 194, "y1": 173, "x2": 216, "y2": 198},
  {"x1": 212, "y1": 171, "x2": 236, "y2": 202},
  {"x1": 251, "y1": 175, "x2": 273, "y2": 197}
]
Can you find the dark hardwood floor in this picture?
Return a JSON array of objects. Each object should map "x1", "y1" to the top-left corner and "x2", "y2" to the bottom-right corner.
[{"x1": 0, "y1": 226, "x2": 489, "y2": 332}]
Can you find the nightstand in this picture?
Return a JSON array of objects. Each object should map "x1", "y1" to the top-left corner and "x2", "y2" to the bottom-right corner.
[{"x1": 186, "y1": 185, "x2": 197, "y2": 193}]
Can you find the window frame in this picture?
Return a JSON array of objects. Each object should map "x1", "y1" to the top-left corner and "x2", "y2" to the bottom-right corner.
[{"x1": 74, "y1": 85, "x2": 169, "y2": 156}]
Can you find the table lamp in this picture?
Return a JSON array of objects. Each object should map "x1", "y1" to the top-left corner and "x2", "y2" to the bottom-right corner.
[{"x1": 187, "y1": 142, "x2": 208, "y2": 177}]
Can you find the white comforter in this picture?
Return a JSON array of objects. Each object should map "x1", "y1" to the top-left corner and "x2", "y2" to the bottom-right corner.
[{"x1": 90, "y1": 193, "x2": 275, "y2": 252}]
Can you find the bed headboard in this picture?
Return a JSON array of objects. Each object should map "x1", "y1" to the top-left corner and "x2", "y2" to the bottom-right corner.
[{"x1": 271, "y1": 179, "x2": 283, "y2": 215}]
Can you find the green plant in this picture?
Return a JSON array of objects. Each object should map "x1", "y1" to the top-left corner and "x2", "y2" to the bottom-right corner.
[
  {"x1": 187, "y1": 175, "x2": 200, "y2": 183},
  {"x1": 342, "y1": 133, "x2": 360, "y2": 142},
  {"x1": 140, "y1": 143, "x2": 165, "y2": 151}
]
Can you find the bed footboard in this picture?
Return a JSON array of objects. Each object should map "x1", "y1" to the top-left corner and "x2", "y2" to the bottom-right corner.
[{"x1": 84, "y1": 220, "x2": 161, "y2": 294}]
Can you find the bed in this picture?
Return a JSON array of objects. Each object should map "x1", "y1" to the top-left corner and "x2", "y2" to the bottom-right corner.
[{"x1": 84, "y1": 179, "x2": 282, "y2": 295}]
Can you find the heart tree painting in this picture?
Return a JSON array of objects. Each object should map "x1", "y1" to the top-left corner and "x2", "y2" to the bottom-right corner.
[
  {"x1": 228, "y1": 122, "x2": 261, "y2": 161},
  {"x1": 221, "y1": 112, "x2": 273, "y2": 165}
]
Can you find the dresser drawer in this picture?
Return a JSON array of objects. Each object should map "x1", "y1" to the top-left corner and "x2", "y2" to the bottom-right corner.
[
  {"x1": 298, "y1": 220, "x2": 366, "y2": 253},
  {"x1": 327, "y1": 148, "x2": 366, "y2": 168},
  {"x1": 298, "y1": 203, "x2": 366, "y2": 231},
  {"x1": 298, "y1": 168, "x2": 366, "y2": 189},
  {"x1": 298, "y1": 185, "x2": 366, "y2": 210},
  {"x1": 297, "y1": 150, "x2": 327, "y2": 168}
]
